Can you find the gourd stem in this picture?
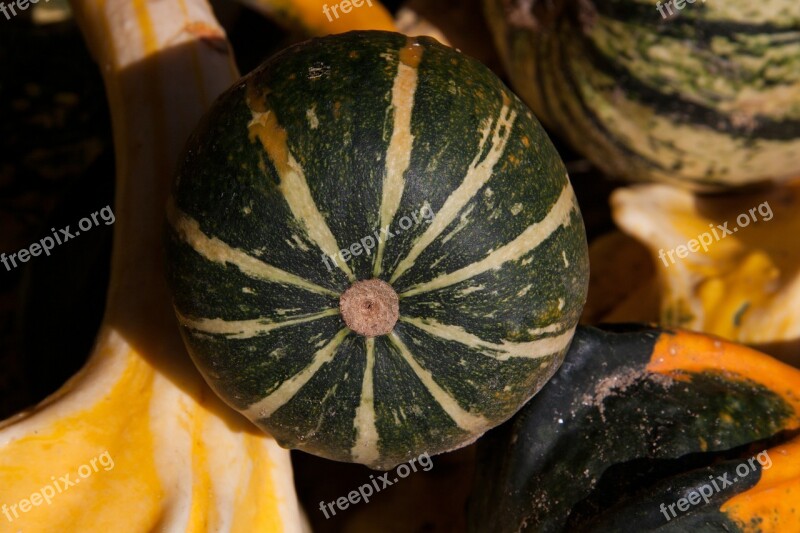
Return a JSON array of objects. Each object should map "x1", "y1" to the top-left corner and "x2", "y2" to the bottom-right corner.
[{"x1": 339, "y1": 279, "x2": 400, "y2": 337}]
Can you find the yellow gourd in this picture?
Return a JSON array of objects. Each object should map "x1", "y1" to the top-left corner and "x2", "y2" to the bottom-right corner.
[
  {"x1": 609, "y1": 180, "x2": 800, "y2": 367},
  {"x1": 237, "y1": 0, "x2": 396, "y2": 35},
  {"x1": 0, "y1": 0, "x2": 305, "y2": 530}
]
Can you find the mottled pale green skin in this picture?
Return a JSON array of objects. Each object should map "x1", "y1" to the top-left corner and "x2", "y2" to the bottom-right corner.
[
  {"x1": 485, "y1": 0, "x2": 800, "y2": 189},
  {"x1": 166, "y1": 31, "x2": 588, "y2": 469}
]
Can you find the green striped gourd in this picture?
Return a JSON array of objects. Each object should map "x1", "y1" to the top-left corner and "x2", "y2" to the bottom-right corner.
[
  {"x1": 484, "y1": 0, "x2": 800, "y2": 190},
  {"x1": 166, "y1": 30, "x2": 589, "y2": 469}
]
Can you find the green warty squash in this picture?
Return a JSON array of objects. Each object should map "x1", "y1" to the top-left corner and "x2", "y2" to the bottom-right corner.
[{"x1": 166, "y1": 30, "x2": 589, "y2": 469}]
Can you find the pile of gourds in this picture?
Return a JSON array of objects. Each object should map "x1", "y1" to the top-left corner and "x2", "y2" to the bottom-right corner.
[{"x1": 0, "y1": 0, "x2": 797, "y2": 532}]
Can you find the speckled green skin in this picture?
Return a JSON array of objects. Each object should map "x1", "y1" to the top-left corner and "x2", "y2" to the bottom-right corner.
[
  {"x1": 469, "y1": 325, "x2": 797, "y2": 532},
  {"x1": 484, "y1": 0, "x2": 800, "y2": 190},
  {"x1": 166, "y1": 31, "x2": 588, "y2": 469}
]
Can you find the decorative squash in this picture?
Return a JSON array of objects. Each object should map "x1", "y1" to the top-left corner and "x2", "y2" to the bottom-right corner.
[
  {"x1": 483, "y1": 0, "x2": 800, "y2": 190},
  {"x1": 0, "y1": 0, "x2": 305, "y2": 530},
  {"x1": 468, "y1": 324, "x2": 800, "y2": 532},
  {"x1": 611, "y1": 180, "x2": 800, "y2": 367},
  {"x1": 166, "y1": 30, "x2": 589, "y2": 470},
  {"x1": 235, "y1": 0, "x2": 396, "y2": 36}
]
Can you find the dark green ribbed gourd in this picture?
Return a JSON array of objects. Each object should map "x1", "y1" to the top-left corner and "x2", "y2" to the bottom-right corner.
[{"x1": 166, "y1": 30, "x2": 589, "y2": 469}]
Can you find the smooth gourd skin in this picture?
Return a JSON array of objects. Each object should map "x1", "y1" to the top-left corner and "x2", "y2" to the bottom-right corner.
[
  {"x1": 484, "y1": 0, "x2": 800, "y2": 190},
  {"x1": 468, "y1": 325, "x2": 800, "y2": 532},
  {"x1": 166, "y1": 31, "x2": 588, "y2": 469}
]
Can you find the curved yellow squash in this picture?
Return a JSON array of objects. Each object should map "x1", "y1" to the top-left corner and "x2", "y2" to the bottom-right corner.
[
  {"x1": 610, "y1": 180, "x2": 800, "y2": 367},
  {"x1": 0, "y1": 0, "x2": 305, "y2": 531},
  {"x1": 237, "y1": 0, "x2": 396, "y2": 35}
]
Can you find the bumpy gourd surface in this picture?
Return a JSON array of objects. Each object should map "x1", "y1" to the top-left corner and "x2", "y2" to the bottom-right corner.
[
  {"x1": 167, "y1": 31, "x2": 588, "y2": 469},
  {"x1": 484, "y1": 0, "x2": 800, "y2": 189},
  {"x1": 469, "y1": 326, "x2": 800, "y2": 532}
]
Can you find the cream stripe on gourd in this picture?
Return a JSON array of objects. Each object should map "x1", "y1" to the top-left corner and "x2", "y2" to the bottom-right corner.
[
  {"x1": 351, "y1": 338, "x2": 379, "y2": 464},
  {"x1": 401, "y1": 185, "x2": 576, "y2": 297},
  {"x1": 390, "y1": 104, "x2": 518, "y2": 283},
  {"x1": 401, "y1": 317, "x2": 576, "y2": 361},
  {"x1": 247, "y1": 108, "x2": 355, "y2": 281},
  {"x1": 528, "y1": 322, "x2": 567, "y2": 335},
  {"x1": 176, "y1": 308, "x2": 339, "y2": 340},
  {"x1": 245, "y1": 329, "x2": 350, "y2": 419},
  {"x1": 168, "y1": 200, "x2": 339, "y2": 297},
  {"x1": 373, "y1": 41, "x2": 421, "y2": 277},
  {"x1": 389, "y1": 333, "x2": 489, "y2": 432}
]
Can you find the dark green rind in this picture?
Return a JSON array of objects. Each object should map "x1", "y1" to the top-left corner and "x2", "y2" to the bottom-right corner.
[
  {"x1": 371, "y1": 336, "x2": 471, "y2": 459},
  {"x1": 378, "y1": 40, "x2": 570, "y2": 289},
  {"x1": 573, "y1": 456, "x2": 760, "y2": 532},
  {"x1": 167, "y1": 233, "x2": 338, "y2": 322},
  {"x1": 467, "y1": 325, "x2": 796, "y2": 532},
  {"x1": 253, "y1": 32, "x2": 406, "y2": 283},
  {"x1": 399, "y1": 215, "x2": 587, "y2": 344},
  {"x1": 178, "y1": 314, "x2": 344, "y2": 409},
  {"x1": 166, "y1": 31, "x2": 588, "y2": 469},
  {"x1": 262, "y1": 334, "x2": 366, "y2": 462},
  {"x1": 393, "y1": 323, "x2": 560, "y2": 420}
]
